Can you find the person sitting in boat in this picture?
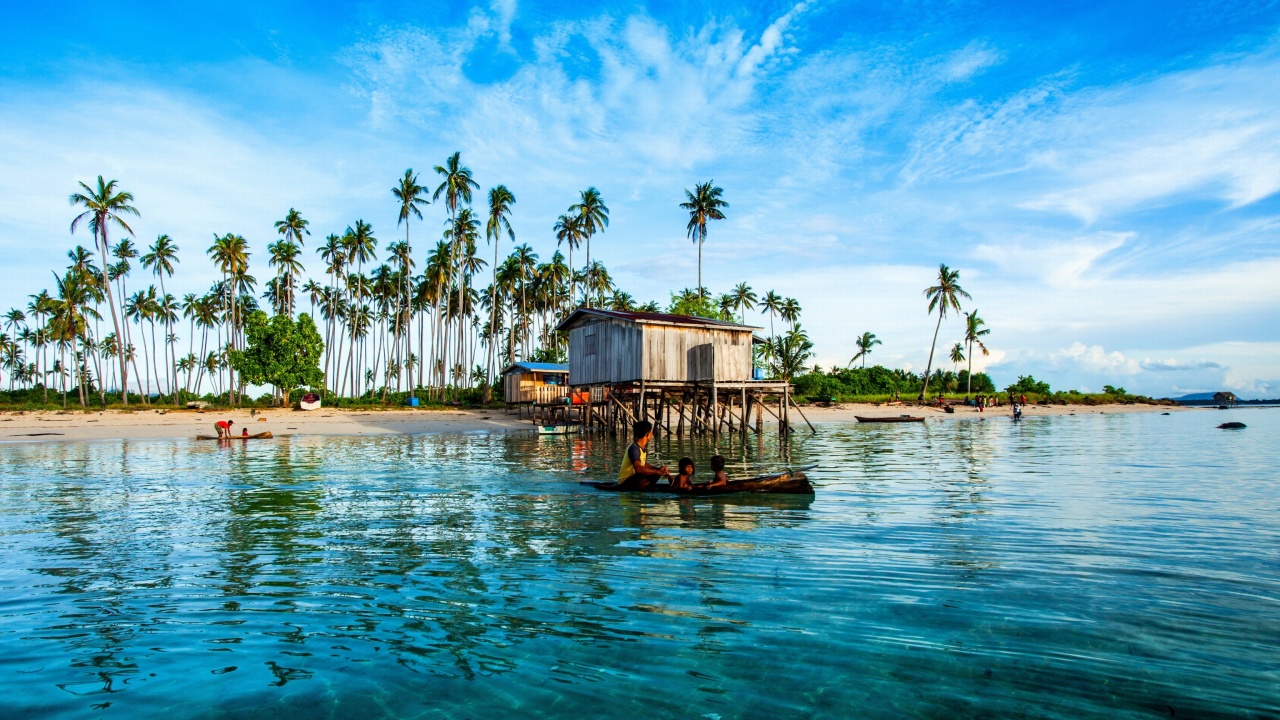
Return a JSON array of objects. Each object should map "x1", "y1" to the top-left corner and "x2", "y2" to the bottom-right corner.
[
  {"x1": 215, "y1": 419, "x2": 234, "y2": 439},
  {"x1": 241, "y1": 427, "x2": 250, "y2": 437},
  {"x1": 708, "y1": 455, "x2": 730, "y2": 488},
  {"x1": 617, "y1": 420, "x2": 669, "y2": 489},
  {"x1": 672, "y1": 457, "x2": 695, "y2": 491}
]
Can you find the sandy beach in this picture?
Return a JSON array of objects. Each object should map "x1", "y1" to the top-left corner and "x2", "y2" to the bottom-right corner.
[{"x1": 0, "y1": 402, "x2": 1186, "y2": 443}]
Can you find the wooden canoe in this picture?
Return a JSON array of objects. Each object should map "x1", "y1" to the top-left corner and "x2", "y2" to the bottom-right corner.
[
  {"x1": 583, "y1": 470, "x2": 813, "y2": 496},
  {"x1": 537, "y1": 424, "x2": 581, "y2": 435},
  {"x1": 195, "y1": 431, "x2": 274, "y2": 440},
  {"x1": 855, "y1": 415, "x2": 925, "y2": 423}
]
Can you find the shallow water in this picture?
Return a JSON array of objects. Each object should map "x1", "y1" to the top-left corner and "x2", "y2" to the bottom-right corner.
[{"x1": 0, "y1": 409, "x2": 1277, "y2": 719}]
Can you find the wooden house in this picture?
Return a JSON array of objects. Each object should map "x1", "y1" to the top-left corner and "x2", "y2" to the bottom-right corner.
[
  {"x1": 1213, "y1": 391, "x2": 1238, "y2": 407},
  {"x1": 501, "y1": 361, "x2": 570, "y2": 405},
  {"x1": 556, "y1": 308, "x2": 758, "y2": 386}
]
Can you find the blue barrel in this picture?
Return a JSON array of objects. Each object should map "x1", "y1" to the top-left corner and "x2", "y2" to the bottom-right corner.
[
  {"x1": 753, "y1": 368, "x2": 765, "y2": 380},
  {"x1": 407, "y1": 397, "x2": 420, "y2": 407}
]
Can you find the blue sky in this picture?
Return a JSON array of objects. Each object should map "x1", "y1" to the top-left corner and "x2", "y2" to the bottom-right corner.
[{"x1": 2, "y1": 0, "x2": 1278, "y2": 396}]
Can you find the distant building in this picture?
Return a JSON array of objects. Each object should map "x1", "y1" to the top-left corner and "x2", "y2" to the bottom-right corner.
[
  {"x1": 501, "y1": 361, "x2": 569, "y2": 405},
  {"x1": 555, "y1": 308, "x2": 758, "y2": 386},
  {"x1": 1213, "y1": 391, "x2": 1238, "y2": 407}
]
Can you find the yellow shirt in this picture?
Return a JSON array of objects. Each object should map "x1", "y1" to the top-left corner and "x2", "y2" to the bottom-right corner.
[{"x1": 618, "y1": 442, "x2": 645, "y2": 482}]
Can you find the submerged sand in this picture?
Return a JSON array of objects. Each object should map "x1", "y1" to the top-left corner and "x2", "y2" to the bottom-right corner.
[{"x1": 0, "y1": 402, "x2": 1184, "y2": 443}]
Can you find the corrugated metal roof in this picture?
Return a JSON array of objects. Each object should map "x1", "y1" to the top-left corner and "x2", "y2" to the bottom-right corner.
[
  {"x1": 555, "y1": 307, "x2": 761, "y2": 333},
  {"x1": 501, "y1": 361, "x2": 570, "y2": 374}
]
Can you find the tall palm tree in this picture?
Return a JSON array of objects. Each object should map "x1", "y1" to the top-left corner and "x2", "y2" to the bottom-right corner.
[
  {"x1": 433, "y1": 152, "x2": 479, "y2": 398},
  {"x1": 963, "y1": 310, "x2": 990, "y2": 395},
  {"x1": 483, "y1": 185, "x2": 516, "y2": 402},
  {"x1": 850, "y1": 331, "x2": 881, "y2": 368},
  {"x1": 553, "y1": 213, "x2": 583, "y2": 313},
  {"x1": 679, "y1": 181, "x2": 728, "y2": 299},
  {"x1": 761, "y1": 290, "x2": 783, "y2": 340},
  {"x1": 730, "y1": 282, "x2": 757, "y2": 324},
  {"x1": 70, "y1": 176, "x2": 138, "y2": 404},
  {"x1": 267, "y1": 238, "x2": 304, "y2": 316},
  {"x1": 275, "y1": 208, "x2": 310, "y2": 247},
  {"x1": 780, "y1": 297, "x2": 801, "y2": 328},
  {"x1": 570, "y1": 188, "x2": 609, "y2": 308},
  {"x1": 919, "y1": 263, "x2": 970, "y2": 400},
  {"x1": 393, "y1": 169, "x2": 427, "y2": 389},
  {"x1": 141, "y1": 234, "x2": 180, "y2": 404},
  {"x1": 207, "y1": 233, "x2": 250, "y2": 404}
]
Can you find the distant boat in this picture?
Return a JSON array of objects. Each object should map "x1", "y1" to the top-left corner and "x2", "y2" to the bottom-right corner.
[
  {"x1": 300, "y1": 393, "x2": 321, "y2": 411},
  {"x1": 537, "y1": 424, "x2": 580, "y2": 435},
  {"x1": 855, "y1": 415, "x2": 925, "y2": 423}
]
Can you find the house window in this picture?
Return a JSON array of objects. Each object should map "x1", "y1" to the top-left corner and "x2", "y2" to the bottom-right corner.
[{"x1": 585, "y1": 332, "x2": 598, "y2": 356}]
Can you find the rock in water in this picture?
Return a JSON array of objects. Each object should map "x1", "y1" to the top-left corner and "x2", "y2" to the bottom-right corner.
[{"x1": 1218, "y1": 422, "x2": 1246, "y2": 429}]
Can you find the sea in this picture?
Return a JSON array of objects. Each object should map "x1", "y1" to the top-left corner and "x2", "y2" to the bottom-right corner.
[{"x1": 0, "y1": 408, "x2": 1276, "y2": 719}]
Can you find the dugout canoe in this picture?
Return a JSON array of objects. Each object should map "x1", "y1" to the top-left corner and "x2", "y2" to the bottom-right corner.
[
  {"x1": 855, "y1": 415, "x2": 925, "y2": 423},
  {"x1": 583, "y1": 470, "x2": 813, "y2": 496},
  {"x1": 195, "y1": 431, "x2": 275, "y2": 440}
]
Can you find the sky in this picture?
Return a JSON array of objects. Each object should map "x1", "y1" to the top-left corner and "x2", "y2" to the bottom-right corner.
[{"x1": 1, "y1": 0, "x2": 1278, "y2": 397}]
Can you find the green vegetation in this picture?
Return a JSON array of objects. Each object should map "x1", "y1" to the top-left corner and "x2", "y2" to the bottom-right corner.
[
  {"x1": 794, "y1": 365, "x2": 996, "y2": 401},
  {"x1": 228, "y1": 311, "x2": 324, "y2": 406}
]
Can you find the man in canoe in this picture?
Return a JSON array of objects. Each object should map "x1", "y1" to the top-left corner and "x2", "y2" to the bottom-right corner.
[
  {"x1": 215, "y1": 419, "x2": 234, "y2": 439},
  {"x1": 617, "y1": 420, "x2": 669, "y2": 489}
]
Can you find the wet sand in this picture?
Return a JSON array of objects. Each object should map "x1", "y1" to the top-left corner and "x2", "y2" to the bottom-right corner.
[{"x1": 0, "y1": 407, "x2": 529, "y2": 443}]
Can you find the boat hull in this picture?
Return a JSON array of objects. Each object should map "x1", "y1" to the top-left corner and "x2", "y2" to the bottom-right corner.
[
  {"x1": 195, "y1": 432, "x2": 274, "y2": 440},
  {"x1": 583, "y1": 471, "x2": 813, "y2": 496}
]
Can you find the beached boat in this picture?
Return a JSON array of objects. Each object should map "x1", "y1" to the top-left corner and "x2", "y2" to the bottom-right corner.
[
  {"x1": 583, "y1": 470, "x2": 813, "y2": 496},
  {"x1": 195, "y1": 431, "x2": 274, "y2": 440},
  {"x1": 299, "y1": 393, "x2": 321, "y2": 411},
  {"x1": 855, "y1": 415, "x2": 925, "y2": 423},
  {"x1": 537, "y1": 424, "x2": 581, "y2": 435}
]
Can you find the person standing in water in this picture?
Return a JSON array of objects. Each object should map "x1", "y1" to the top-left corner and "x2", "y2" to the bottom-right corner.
[{"x1": 617, "y1": 420, "x2": 669, "y2": 489}]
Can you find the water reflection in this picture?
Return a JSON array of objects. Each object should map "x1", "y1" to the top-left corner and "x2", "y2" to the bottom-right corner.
[{"x1": 0, "y1": 413, "x2": 1277, "y2": 719}]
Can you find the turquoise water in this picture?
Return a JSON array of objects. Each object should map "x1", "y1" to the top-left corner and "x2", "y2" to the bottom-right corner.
[{"x1": 0, "y1": 410, "x2": 1277, "y2": 719}]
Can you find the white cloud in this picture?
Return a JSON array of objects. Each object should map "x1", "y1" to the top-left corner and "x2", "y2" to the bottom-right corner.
[{"x1": 1050, "y1": 342, "x2": 1140, "y2": 374}]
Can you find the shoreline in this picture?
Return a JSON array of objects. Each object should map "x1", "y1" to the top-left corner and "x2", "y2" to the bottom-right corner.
[{"x1": 0, "y1": 402, "x2": 1193, "y2": 444}]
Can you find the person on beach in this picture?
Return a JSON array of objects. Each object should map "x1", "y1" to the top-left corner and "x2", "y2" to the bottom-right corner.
[
  {"x1": 708, "y1": 455, "x2": 730, "y2": 488},
  {"x1": 617, "y1": 420, "x2": 669, "y2": 489},
  {"x1": 215, "y1": 419, "x2": 234, "y2": 438},
  {"x1": 672, "y1": 457, "x2": 695, "y2": 491}
]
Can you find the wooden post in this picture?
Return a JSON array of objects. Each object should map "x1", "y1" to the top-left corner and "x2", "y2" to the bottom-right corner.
[{"x1": 711, "y1": 382, "x2": 719, "y2": 438}]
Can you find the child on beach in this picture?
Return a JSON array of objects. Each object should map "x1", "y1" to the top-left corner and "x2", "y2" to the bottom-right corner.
[
  {"x1": 708, "y1": 455, "x2": 730, "y2": 488},
  {"x1": 672, "y1": 457, "x2": 695, "y2": 491},
  {"x1": 215, "y1": 419, "x2": 234, "y2": 438}
]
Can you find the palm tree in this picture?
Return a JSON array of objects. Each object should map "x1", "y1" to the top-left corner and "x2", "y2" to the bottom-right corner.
[
  {"x1": 679, "y1": 181, "x2": 728, "y2": 299},
  {"x1": 207, "y1": 233, "x2": 250, "y2": 404},
  {"x1": 919, "y1": 263, "x2": 970, "y2": 400},
  {"x1": 767, "y1": 326, "x2": 814, "y2": 382},
  {"x1": 267, "y1": 238, "x2": 304, "y2": 316},
  {"x1": 729, "y1": 282, "x2": 757, "y2": 324},
  {"x1": 570, "y1": 188, "x2": 609, "y2": 308},
  {"x1": 275, "y1": 207, "x2": 310, "y2": 245},
  {"x1": 949, "y1": 342, "x2": 965, "y2": 375},
  {"x1": 141, "y1": 234, "x2": 180, "y2": 405},
  {"x1": 780, "y1": 297, "x2": 801, "y2": 328},
  {"x1": 761, "y1": 290, "x2": 783, "y2": 340},
  {"x1": 70, "y1": 176, "x2": 138, "y2": 404},
  {"x1": 850, "y1": 331, "x2": 881, "y2": 368},
  {"x1": 553, "y1": 213, "x2": 584, "y2": 313},
  {"x1": 483, "y1": 185, "x2": 516, "y2": 402},
  {"x1": 393, "y1": 169, "x2": 427, "y2": 390},
  {"x1": 434, "y1": 152, "x2": 479, "y2": 398},
  {"x1": 963, "y1": 310, "x2": 990, "y2": 395}
]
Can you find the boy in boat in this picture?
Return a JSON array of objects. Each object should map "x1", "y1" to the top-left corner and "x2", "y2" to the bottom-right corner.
[
  {"x1": 617, "y1": 420, "x2": 669, "y2": 489},
  {"x1": 671, "y1": 457, "x2": 695, "y2": 491},
  {"x1": 708, "y1": 455, "x2": 729, "y2": 488},
  {"x1": 215, "y1": 419, "x2": 234, "y2": 438}
]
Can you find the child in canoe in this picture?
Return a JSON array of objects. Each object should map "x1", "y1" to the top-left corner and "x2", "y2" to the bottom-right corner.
[
  {"x1": 708, "y1": 455, "x2": 730, "y2": 488},
  {"x1": 617, "y1": 420, "x2": 669, "y2": 489},
  {"x1": 671, "y1": 457, "x2": 695, "y2": 491}
]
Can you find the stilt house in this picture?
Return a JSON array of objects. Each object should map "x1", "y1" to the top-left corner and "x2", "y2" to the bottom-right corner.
[
  {"x1": 555, "y1": 308, "x2": 757, "y2": 386},
  {"x1": 501, "y1": 361, "x2": 570, "y2": 405}
]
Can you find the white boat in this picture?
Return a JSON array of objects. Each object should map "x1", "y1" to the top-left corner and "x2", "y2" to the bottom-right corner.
[
  {"x1": 299, "y1": 392, "x2": 321, "y2": 411},
  {"x1": 537, "y1": 424, "x2": 580, "y2": 435}
]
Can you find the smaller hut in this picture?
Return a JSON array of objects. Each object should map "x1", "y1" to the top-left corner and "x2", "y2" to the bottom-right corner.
[
  {"x1": 1213, "y1": 391, "x2": 1238, "y2": 407},
  {"x1": 501, "y1": 361, "x2": 570, "y2": 405}
]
